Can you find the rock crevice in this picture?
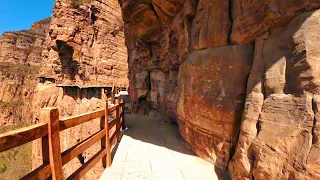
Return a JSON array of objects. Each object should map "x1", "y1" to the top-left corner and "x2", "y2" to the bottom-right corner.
[{"x1": 119, "y1": 0, "x2": 320, "y2": 178}]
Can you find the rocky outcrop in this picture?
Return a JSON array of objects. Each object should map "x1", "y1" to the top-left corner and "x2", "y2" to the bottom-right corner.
[
  {"x1": 41, "y1": 0, "x2": 128, "y2": 86},
  {"x1": 31, "y1": 0, "x2": 129, "y2": 179},
  {"x1": 0, "y1": 18, "x2": 50, "y2": 65},
  {"x1": 177, "y1": 44, "x2": 253, "y2": 168},
  {"x1": 0, "y1": 18, "x2": 50, "y2": 179},
  {"x1": 229, "y1": 9, "x2": 320, "y2": 179},
  {"x1": 0, "y1": 18, "x2": 50, "y2": 127},
  {"x1": 119, "y1": 0, "x2": 320, "y2": 178},
  {"x1": 1, "y1": 1, "x2": 128, "y2": 179},
  {"x1": 3, "y1": 0, "x2": 320, "y2": 179}
]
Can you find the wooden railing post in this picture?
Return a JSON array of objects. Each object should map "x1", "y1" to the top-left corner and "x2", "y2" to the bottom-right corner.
[
  {"x1": 115, "y1": 99, "x2": 121, "y2": 142},
  {"x1": 101, "y1": 101, "x2": 111, "y2": 168},
  {"x1": 40, "y1": 109, "x2": 49, "y2": 165},
  {"x1": 120, "y1": 99, "x2": 125, "y2": 130},
  {"x1": 40, "y1": 107, "x2": 63, "y2": 180}
]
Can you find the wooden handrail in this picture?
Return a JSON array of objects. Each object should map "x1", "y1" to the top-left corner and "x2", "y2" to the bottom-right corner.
[
  {"x1": 66, "y1": 149, "x2": 107, "y2": 180},
  {"x1": 108, "y1": 104, "x2": 118, "y2": 112},
  {"x1": 0, "y1": 123, "x2": 48, "y2": 153},
  {"x1": 61, "y1": 129, "x2": 106, "y2": 165},
  {"x1": 59, "y1": 109, "x2": 104, "y2": 131},
  {"x1": 21, "y1": 163, "x2": 51, "y2": 180},
  {"x1": 0, "y1": 98, "x2": 126, "y2": 180},
  {"x1": 109, "y1": 118, "x2": 118, "y2": 129}
]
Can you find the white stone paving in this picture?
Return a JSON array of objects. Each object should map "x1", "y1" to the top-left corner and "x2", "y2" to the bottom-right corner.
[{"x1": 100, "y1": 114, "x2": 218, "y2": 180}]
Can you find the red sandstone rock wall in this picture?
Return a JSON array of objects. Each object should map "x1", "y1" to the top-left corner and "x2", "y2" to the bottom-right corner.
[
  {"x1": 0, "y1": 18, "x2": 50, "y2": 127},
  {"x1": 41, "y1": 0, "x2": 128, "y2": 86},
  {"x1": 31, "y1": 0, "x2": 128, "y2": 179},
  {"x1": 1, "y1": 1, "x2": 128, "y2": 179},
  {"x1": 119, "y1": 0, "x2": 320, "y2": 178},
  {"x1": 0, "y1": 18, "x2": 51, "y2": 179}
]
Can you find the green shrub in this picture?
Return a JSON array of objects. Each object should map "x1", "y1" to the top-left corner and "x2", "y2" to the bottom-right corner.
[
  {"x1": 0, "y1": 100, "x2": 24, "y2": 109},
  {"x1": 0, "y1": 62, "x2": 40, "y2": 78},
  {"x1": 71, "y1": 0, "x2": 93, "y2": 8},
  {"x1": 0, "y1": 162, "x2": 7, "y2": 174}
]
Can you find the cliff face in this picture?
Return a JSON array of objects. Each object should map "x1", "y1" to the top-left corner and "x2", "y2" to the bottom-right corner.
[
  {"x1": 0, "y1": 18, "x2": 50, "y2": 179},
  {"x1": 41, "y1": 0, "x2": 128, "y2": 86},
  {"x1": 31, "y1": 0, "x2": 128, "y2": 179},
  {"x1": 119, "y1": 0, "x2": 320, "y2": 178},
  {"x1": 0, "y1": 18, "x2": 50, "y2": 128},
  {"x1": 0, "y1": 1, "x2": 128, "y2": 179}
]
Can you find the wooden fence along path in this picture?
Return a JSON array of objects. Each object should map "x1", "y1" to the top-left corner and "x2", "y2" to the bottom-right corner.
[{"x1": 0, "y1": 99, "x2": 125, "y2": 180}]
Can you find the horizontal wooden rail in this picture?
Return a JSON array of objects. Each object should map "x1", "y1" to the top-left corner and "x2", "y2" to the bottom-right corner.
[
  {"x1": 108, "y1": 105, "x2": 118, "y2": 112},
  {"x1": 59, "y1": 109, "x2": 104, "y2": 131},
  {"x1": 110, "y1": 132, "x2": 118, "y2": 147},
  {"x1": 0, "y1": 98, "x2": 126, "y2": 180},
  {"x1": 61, "y1": 129, "x2": 106, "y2": 165},
  {"x1": 66, "y1": 149, "x2": 106, "y2": 180},
  {"x1": 0, "y1": 123, "x2": 48, "y2": 153},
  {"x1": 21, "y1": 163, "x2": 51, "y2": 180},
  {"x1": 109, "y1": 118, "x2": 117, "y2": 129}
]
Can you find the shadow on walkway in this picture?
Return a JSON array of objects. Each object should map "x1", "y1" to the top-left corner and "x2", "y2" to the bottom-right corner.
[{"x1": 101, "y1": 114, "x2": 224, "y2": 180}]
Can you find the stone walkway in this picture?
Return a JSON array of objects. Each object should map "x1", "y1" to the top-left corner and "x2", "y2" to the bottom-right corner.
[{"x1": 100, "y1": 114, "x2": 218, "y2": 180}]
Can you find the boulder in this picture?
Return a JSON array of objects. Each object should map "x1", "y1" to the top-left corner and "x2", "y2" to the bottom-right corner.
[{"x1": 177, "y1": 44, "x2": 253, "y2": 169}]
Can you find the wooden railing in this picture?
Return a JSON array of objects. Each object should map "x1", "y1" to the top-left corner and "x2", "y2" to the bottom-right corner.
[{"x1": 0, "y1": 99, "x2": 125, "y2": 180}]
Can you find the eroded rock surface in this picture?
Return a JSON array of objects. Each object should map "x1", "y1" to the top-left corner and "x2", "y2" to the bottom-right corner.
[
  {"x1": 119, "y1": 0, "x2": 320, "y2": 178},
  {"x1": 3, "y1": 0, "x2": 320, "y2": 179},
  {"x1": 229, "y1": 9, "x2": 320, "y2": 179},
  {"x1": 177, "y1": 44, "x2": 253, "y2": 168},
  {"x1": 0, "y1": 18, "x2": 51, "y2": 179},
  {"x1": 0, "y1": 18, "x2": 50, "y2": 127},
  {"x1": 42, "y1": 0, "x2": 128, "y2": 86},
  {"x1": 31, "y1": 0, "x2": 129, "y2": 179}
]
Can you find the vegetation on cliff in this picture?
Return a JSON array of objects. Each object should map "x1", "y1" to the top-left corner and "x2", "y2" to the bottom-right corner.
[
  {"x1": 0, "y1": 62, "x2": 40, "y2": 78},
  {"x1": 71, "y1": 0, "x2": 93, "y2": 8}
]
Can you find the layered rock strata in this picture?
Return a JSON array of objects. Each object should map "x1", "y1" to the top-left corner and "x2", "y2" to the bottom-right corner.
[
  {"x1": 41, "y1": 0, "x2": 128, "y2": 86},
  {"x1": 118, "y1": 0, "x2": 320, "y2": 178},
  {"x1": 0, "y1": 18, "x2": 50, "y2": 127},
  {"x1": 31, "y1": 0, "x2": 129, "y2": 179},
  {"x1": 0, "y1": 18, "x2": 51, "y2": 179}
]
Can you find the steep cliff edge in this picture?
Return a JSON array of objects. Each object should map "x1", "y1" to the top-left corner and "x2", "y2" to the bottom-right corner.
[
  {"x1": 0, "y1": 18, "x2": 50, "y2": 128},
  {"x1": 0, "y1": 18, "x2": 51, "y2": 179},
  {"x1": 0, "y1": 0, "x2": 129, "y2": 179},
  {"x1": 31, "y1": 0, "x2": 128, "y2": 179},
  {"x1": 41, "y1": 0, "x2": 128, "y2": 86},
  {"x1": 118, "y1": 0, "x2": 320, "y2": 178}
]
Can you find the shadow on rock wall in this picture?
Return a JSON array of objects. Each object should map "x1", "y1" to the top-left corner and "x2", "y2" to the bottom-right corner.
[{"x1": 229, "y1": 10, "x2": 320, "y2": 180}]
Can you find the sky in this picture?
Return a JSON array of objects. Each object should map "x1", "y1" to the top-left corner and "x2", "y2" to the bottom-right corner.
[{"x1": 0, "y1": 0, "x2": 55, "y2": 35}]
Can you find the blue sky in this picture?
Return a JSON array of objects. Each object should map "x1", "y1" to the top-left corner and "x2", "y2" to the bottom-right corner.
[{"x1": 0, "y1": 0, "x2": 55, "y2": 35}]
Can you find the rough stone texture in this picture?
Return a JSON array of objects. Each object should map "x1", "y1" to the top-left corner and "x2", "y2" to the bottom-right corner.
[
  {"x1": 42, "y1": 0, "x2": 128, "y2": 86},
  {"x1": 3, "y1": 0, "x2": 320, "y2": 179},
  {"x1": 0, "y1": 18, "x2": 50, "y2": 65},
  {"x1": 252, "y1": 95, "x2": 314, "y2": 179},
  {"x1": 0, "y1": 18, "x2": 50, "y2": 127},
  {"x1": 119, "y1": 0, "x2": 320, "y2": 178},
  {"x1": 30, "y1": 0, "x2": 129, "y2": 179},
  {"x1": 177, "y1": 44, "x2": 253, "y2": 169},
  {"x1": 190, "y1": 0, "x2": 231, "y2": 50},
  {"x1": 230, "y1": 9, "x2": 320, "y2": 179},
  {"x1": 231, "y1": 0, "x2": 320, "y2": 43}
]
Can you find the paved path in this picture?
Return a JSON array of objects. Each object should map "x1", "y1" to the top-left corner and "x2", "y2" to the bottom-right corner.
[{"x1": 100, "y1": 114, "x2": 218, "y2": 180}]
